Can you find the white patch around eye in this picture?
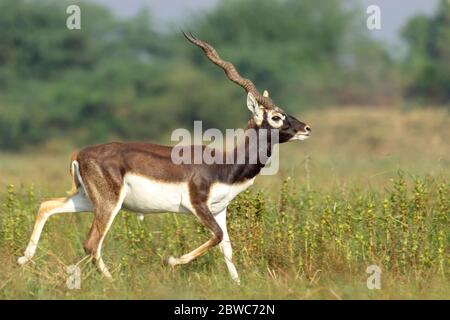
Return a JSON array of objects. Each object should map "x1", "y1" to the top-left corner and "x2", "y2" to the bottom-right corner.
[{"x1": 267, "y1": 110, "x2": 285, "y2": 128}]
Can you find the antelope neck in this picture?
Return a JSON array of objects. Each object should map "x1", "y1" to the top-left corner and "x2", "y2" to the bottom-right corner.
[{"x1": 222, "y1": 123, "x2": 274, "y2": 184}]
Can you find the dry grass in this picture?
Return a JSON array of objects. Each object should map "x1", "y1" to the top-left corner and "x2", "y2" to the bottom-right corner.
[
  {"x1": 1, "y1": 107, "x2": 448, "y2": 193},
  {"x1": 0, "y1": 107, "x2": 448, "y2": 299}
]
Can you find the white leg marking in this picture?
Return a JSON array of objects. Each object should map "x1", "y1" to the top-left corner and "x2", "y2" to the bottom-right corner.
[
  {"x1": 168, "y1": 256, "x2": 179, "y2": 266},
  {"x1": 96, "y1": 257, "x2": 112, "y2": 279},
  {"x1": 215, "y1": 208, "x2": 240, "y2": 284},
  {"x1": 18, "y1": 193, "x2": 92, "y2": 265}
]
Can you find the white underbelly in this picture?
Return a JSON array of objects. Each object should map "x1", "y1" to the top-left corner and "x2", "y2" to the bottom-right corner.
[
  {"x1": 122, "y1": 174, "x2": 192, "y2": 214},
  {"x1": 122, "y1": 173, "x2": 255, "y2": 216}
]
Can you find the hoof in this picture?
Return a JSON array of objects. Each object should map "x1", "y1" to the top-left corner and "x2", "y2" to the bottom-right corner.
[
  {"x1": 17, "y1": 256, "x2": 30, "y2": 266},
  {"x1": 168, "y1": 256, "x2": 178, "y2": 266},
  {"x1": 103, "y1": 272, "x2": 113, "y2": 280},
  {"x1": 97, "y1": 260, "x2": 112, "y2": 279}
]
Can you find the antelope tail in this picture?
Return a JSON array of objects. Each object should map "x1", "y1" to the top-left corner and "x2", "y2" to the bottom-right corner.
[{"x1": 67, "y1": 151, "x2": 80, "y2": 195}]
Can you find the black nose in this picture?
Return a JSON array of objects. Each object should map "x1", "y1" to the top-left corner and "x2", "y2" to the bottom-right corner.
[{"x1": 305, "y1": 125, "x2": 311, "y2": 133}]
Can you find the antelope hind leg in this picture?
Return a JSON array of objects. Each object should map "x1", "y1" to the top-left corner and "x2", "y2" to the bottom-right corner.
[
  {"x1": 18, "y1": 193, "x2": 92, "y2": 265},
  {"x1": 83, "y1": 190, "x2": 126, "y2": 279}
]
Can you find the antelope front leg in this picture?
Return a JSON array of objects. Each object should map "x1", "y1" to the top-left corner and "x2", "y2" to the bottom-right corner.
[
  {"x1": 214, "y1": 208, "x2": 240, "y2": 284},
  {"x1": 168, "y1": 203, "x2": 223, "y2": 266}
]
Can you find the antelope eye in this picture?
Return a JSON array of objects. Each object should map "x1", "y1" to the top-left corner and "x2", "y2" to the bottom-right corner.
[{"x1": 272, "y1": 116, "x2": 282, "y2": 121}]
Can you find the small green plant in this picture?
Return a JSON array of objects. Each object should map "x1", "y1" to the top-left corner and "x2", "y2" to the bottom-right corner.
[{"x1": 0, "y1": 172, "x2": 448, "y2": 299}]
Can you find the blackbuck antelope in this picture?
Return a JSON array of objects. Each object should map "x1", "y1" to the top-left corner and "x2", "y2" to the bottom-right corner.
[{"x1": 18, "y1": 33, "x2": 311, "y2": 284}]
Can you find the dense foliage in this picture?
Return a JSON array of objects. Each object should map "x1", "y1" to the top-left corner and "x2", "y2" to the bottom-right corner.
[
  {"x1": 402, "y1": 0, "x2": 450, "y2": 104},
  {"x1": 0, "y1": 0, "x2": 448, "y2": 151},
  {"x1": 0, "y1": 173, "x2": 448, "y2": 298}
]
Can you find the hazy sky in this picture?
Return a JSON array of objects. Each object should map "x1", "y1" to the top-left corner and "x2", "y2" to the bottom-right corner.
[{"x1": 90, "y1": 0, "x2": 439, "y2": 46}]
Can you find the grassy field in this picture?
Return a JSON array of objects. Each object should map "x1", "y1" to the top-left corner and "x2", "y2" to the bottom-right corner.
[{"x1": 0, "y1": 107, "x2": 449, "y2": 299}]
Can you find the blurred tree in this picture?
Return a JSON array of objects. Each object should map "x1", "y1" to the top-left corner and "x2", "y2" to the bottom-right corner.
[
  {"x1": 0, "y1": 0, "x2": 166, "y2": 149},
  {"x1": 0, "y1": 0, "x2": 400, "y2": 151},
  {"x1": 402, "y1": 0, "x2": 450, "y2": 104},
  {"x1": 182, "y1": 0, "x2": 398, "y2": 108}
]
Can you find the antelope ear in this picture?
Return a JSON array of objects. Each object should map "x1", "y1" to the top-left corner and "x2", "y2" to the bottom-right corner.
[
  {"x1": 247, "y1": 92, "x2": 264, "y2": 125},
  {"x1": 263, "y1": 90, "x2": 269, "y2": 98}
]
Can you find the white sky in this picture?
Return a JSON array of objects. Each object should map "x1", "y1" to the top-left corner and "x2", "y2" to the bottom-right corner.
[{"x1": 89, "y1": 0, "x2": 440, "y2": 46}]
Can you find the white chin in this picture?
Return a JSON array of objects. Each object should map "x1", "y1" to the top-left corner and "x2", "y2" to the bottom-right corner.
[{"x1": 289, "y1": 134, "x2": 310, "y2": 141}]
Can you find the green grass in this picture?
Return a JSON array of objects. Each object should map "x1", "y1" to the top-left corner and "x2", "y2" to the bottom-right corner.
[
  {"x1": 0, "y1": 172, "x2": 448, "y2": 299},
  {"x1": 0, "y1": 108, "x2": 448, "y2": 299}
]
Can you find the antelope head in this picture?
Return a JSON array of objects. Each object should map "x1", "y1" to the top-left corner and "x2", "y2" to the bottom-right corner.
[{"x1": 183, "y1": 32, "x2": 311, "y2": 143}]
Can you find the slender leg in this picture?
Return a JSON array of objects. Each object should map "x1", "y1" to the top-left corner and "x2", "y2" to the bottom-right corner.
[
  {"x1": 83, "y1": 188, "x2": 126, "y2": 278},
  {"x1": 168, "y1": 203, "x2": 223, "y2": 266},
  {"x1": 18, "y1": 193, "x2": 92, "y2": 265},
  {"x1": 215, "y1": 208, "x2": 240, "y2": 284}
]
